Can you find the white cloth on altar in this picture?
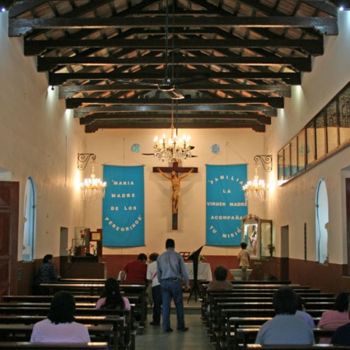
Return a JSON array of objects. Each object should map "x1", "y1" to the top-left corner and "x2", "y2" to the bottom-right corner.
[{"x1": 185, "y1": 262, "x2": 212, "y2": 281}]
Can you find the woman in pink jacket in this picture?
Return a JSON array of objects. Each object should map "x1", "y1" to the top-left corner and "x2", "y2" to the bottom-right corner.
[{"x1": 318, "y1": 292, "x2": 350, "y2": 330}]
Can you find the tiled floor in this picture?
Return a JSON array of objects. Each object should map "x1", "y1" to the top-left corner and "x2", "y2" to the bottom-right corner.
[
  {"x1": 135, "y1": 313, "x2": 213, "y2": 350},
  {"x1": 136, "y1": 297, "x2": 213, "y2": 350}
]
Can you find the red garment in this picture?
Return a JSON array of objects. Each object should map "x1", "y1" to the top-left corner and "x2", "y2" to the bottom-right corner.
[{"x1": 123, "y1": 260, "x2": 147, "y2": 283}]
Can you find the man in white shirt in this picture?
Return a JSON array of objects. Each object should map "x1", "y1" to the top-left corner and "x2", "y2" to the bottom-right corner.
[{"x1": 147, "y1": 252, "x2": 161, "y2": 326}]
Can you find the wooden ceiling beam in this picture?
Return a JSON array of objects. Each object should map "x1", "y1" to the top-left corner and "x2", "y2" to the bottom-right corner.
[
  {"x1": 38, "y1": 55, "x2": 311, "y2": 72},
  {"x1": 191, "y1": 0, "x2": 323, "y2": 38},
  {"x1": 79, "y1": 112, "x2": 271, "y2": 125},
  {"x1": 59, "y1": 82, "x2": 291, "y2": 97},
  {"x1": 73, "y1": 104, "x2": 277, "y2": 118},
  {"x1": 25, "y1": 38, "x2": 323, "y2": 55},
  {"x1": 49, "y1": 71, "x2": 301, "y2": 85},
  {"x1": 84, "y1": 119, "x2": 266, "y2": 132},
  {"x1": 301, "y1": 1, "x2": 338, "y2": 15},
  {"x1": 9, "y1": 16, "x2": 338, "y2": 37},
  {"x1": 24, "y1": 0, "x2": 159, "y2": 40},
  {"x1": 8, "y1": 0, "x2": 48, "y2": 18},
  {"x1": 66, "y1": 96, "x2": 284, "y2": 108}
]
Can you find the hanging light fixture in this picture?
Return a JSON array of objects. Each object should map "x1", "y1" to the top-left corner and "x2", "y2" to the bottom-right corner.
[
  {"x1": 243, "y1": 155, "x2": 272, "y2": 200},
  {"x1": 77, "y1": 153, "x2": 106, "y2": 198},
  {"x1": 153, "y1": 101, "x2": 193, "y2": 162}
]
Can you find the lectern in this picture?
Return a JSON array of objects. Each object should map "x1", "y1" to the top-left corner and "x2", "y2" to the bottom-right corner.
[{"x1": 187, "y1": 245, "x2": 204, "y2": 302}]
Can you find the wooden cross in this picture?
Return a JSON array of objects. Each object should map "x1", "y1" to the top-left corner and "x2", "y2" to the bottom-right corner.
[{"x1": 153, "y1": 162, "x2": 198, "y2": 230}]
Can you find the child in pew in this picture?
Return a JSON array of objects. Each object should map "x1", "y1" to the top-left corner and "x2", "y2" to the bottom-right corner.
[
  {"x1": 30, "y1": 291, "x2": 90, "y2": 343},
  {"x1": 296, "y1": 295, "x2": 315, "y2": 329},
  {"x1": 96, "y1": 277, "x2": 131, "y2": 311},
  {"x1": 207, "y1": 266, "x2": 234, "y2": 291},
  {"x1": 255, "y1": 286, "x2": 314, "y2": 345}
]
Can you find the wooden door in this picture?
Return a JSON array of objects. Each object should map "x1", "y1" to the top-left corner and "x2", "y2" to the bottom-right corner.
[
  {"x1": 346, "y1": 179, "x2": 350, "y2": 275},
  {"x1": 0, "y1": 181, "x2": 19, "y2": 296},
  {"x1": 280, "y1": 225, "x2": 289, "y2": 281}
]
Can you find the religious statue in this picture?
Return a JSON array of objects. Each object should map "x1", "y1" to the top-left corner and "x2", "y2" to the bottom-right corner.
[{"x1": 158, "y1": 168, "x2": 193, "y2": 213}]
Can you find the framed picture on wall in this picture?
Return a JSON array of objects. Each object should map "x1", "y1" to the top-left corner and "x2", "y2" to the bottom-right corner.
[{"x1": 91, "y1": 231, "x2": 101, "y2": 241}]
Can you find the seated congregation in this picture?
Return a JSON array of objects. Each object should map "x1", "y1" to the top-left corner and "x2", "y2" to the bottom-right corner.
[{"x1": 3, "y1": 249, "x2": 350, "y2": 350}]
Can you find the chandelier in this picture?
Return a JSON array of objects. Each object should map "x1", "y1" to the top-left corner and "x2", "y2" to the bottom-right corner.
[
  {"x1": 77, "y1": 153, "x2": 107, "y2": 198},
  {"x1": 243, "y1": 155, "x2": 272, "y2": 200},
  {"x1": 153, "y1": 102, "x2": 193, "y2": 162}
]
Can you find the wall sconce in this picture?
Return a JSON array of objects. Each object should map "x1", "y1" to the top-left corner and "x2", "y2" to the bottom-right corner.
[
  {"x1": 77, "y1": 153, "x2": 106, "y2": 198},
  {"x1": 243, "y1": 154, "x2": 272, "y2": 200},
  {"x1": 77, "y1": 153, "x2": 96, "y2": 170},
  {"x1": 254, "y1": 154, "x2": 273, "y2": 172}
]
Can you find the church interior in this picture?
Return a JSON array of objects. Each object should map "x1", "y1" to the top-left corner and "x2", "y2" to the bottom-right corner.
[{"x1": 1, "y1": 0, "x2": 350, "y2": 304}]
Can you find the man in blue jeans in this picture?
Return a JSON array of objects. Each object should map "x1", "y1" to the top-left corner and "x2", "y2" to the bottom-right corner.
[{"x1": 157, "y1": 238, "x2": 190, "y2": 333}]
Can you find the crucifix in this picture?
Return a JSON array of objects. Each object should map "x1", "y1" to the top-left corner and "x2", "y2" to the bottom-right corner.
[{"x1": 153, "y1": 161, "x2": 198, "y2": 230}]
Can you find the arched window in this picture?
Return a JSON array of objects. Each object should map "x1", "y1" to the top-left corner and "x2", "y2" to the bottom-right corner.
[
  {"x1": 22, "y1": 177, "x2": 36, "y2": 261},
  {"x1": 315, "y1": 179, "x2": 329, "y2": 264}
]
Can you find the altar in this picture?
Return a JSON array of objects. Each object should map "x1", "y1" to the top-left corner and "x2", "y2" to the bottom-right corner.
[{"x1": 185, "y1": 262, "x2": 212, "y2": 281}]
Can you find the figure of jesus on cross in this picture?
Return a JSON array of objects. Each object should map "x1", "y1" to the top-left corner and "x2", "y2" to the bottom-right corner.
[{"x1": 153, "y1": 161, "x2": 198, "y2": 230}]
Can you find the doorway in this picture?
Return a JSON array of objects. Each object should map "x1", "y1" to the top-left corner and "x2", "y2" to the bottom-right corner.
[
  {"x1": 280, "y1": 225, "x2": 289, "y2": 281},
  {"x1": 346, "y1": 179, "x2": 350, "y2": 274},
  {"x1": 0, "y1": 181, "x2": 19, "y2": 295}
]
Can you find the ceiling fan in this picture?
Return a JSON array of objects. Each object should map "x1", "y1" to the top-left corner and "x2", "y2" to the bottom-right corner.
[
  {"x1": 117, "y1": 0, "x2": 185, "y2": 100},
  {"x1": 158, "y1": 0, "x2": 185, "y2": 99}
]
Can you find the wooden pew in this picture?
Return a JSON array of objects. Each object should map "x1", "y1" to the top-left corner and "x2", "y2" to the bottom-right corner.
[
  {"x1": 0, "y1": 342, "x2": 108, "y2": 350},
  {"x1": 207, "y1": 302, "x2": 332, "y2": 335},
  {"x1": 0, "y1": 315, "x2": 130, "y2": 350},
  {"x1": 37, "y1": 283, "x2": 147, "y2": 327},
  {"x1": 213, "y1": 315, "x2": 323, "y2": 350},
  {"x1": 2, "y1": 295, "x2": 140, "y2": 305},
  {"x1": 233, "y1": 327, "x2": 335, "y2": 349},
  {"x1": 59, "y1": 279, "x2": 106, "y2": 283},
  {"x1": 0, "y1": 324, "x2": 113, "y2": 343},
  {"x1": 201, "y1": 283, "x2": 335, "y2": 350},
  {"x1": 202, "y1": 290, "x2": 334, "y2": 323},
  {"x1": 231, "y1": 281, "x2": 291, "y2": 285},
  {"x1": 0, "y1": 305, "x2": 134, "y2": 317},
  {"x1": 247, "y1": 345, "x2": 350, "y2": 350}
]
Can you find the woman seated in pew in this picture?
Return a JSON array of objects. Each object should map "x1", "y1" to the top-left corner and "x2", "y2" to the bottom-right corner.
[
  {"x1": 96, "y1": 277, "x2": 131, "y2": 311},
  {"x1": 318, "y1": 292, "x2": 349, "y2": 343},
  {"x1": 30, "y1": 291, "x2": 90, "y2": 343},
  {"x1": 295, "y1": 295, "x2": 315, "y2": 329},
  {"x1": 255, "y1": 287, "x2": 314, "y2": 345},
  {"x1": 207, "y1": 266, "x2": 234, "y2": 291},
  {"x1": 331, "y1": 321, "x2": 350, "y2": 345},
  {"x1": 318, "y1": 292, "x2": 349, "y2": 330}
]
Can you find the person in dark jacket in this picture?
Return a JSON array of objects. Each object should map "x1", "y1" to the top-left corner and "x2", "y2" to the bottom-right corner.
[{"x1": 34, "y1": 254, "x2": 58, "y2": 294}]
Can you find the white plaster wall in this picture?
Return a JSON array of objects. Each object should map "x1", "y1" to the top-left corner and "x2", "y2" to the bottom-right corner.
[
  {"x1": 0, "y1": 13, "x2": 85, "y2": 260},
  {"x1": 265, "y1": 11, "x2": 350, "y2": 264},
  {"x1": 84, "y1": 128, "x2": 265, "y2": 256}
]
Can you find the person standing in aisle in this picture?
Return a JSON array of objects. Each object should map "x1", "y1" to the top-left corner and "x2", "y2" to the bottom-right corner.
[
  {"x1": 157, "y1": 238, "x2": 190, "y2": 333},
  {"x1": 147, "y1": 253, "x2": 162, "y2": 326}
]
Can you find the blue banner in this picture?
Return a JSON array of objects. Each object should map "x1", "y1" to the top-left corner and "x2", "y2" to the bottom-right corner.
[
  {"x1": 206, "y1": 164, "x2": 247, "y2": 246},
  {"x1": 102, "y1": 165, "x2": 144, "y2": 247}
]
